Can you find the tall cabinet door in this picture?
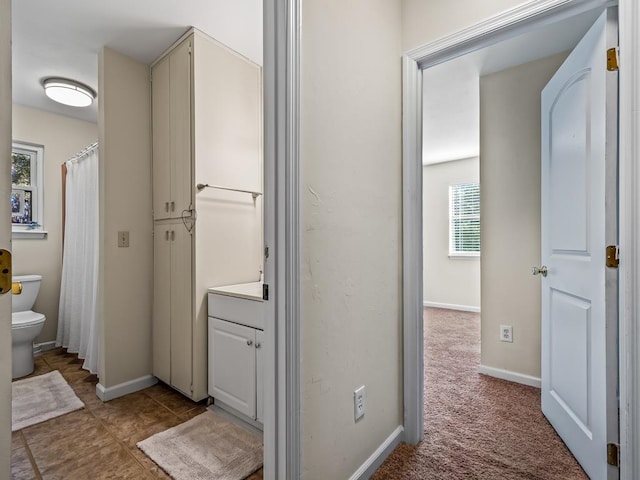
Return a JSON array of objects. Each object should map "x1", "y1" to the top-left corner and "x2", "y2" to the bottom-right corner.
[
  {"x1": 152, "y1": 57, "x2": 171, "y2": 220},
  {"x1": 170, "y1": 224, "x2": 193, "y2": 396},
  {"x1": 152, "y1": 226, "x2": 171, "y2": 384},
  {"x1": 152, "y1": 37, "x2": 192, "y2": 220},
  {"x1": 169, "y1": 39, "x2": 192, "y2": 218}
]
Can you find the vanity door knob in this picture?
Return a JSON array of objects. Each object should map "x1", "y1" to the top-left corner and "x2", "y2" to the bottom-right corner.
[
  {"x1": 246, "y1": 339, "x2": 253, "y2": 346},
  {"x1": 255, "y1": 342, "x2": 261, "y2": 349}
]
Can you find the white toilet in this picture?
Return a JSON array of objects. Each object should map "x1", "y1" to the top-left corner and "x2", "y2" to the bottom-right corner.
[{"x1": 12, "y1": 275, "x2": 46, "y2": 379}]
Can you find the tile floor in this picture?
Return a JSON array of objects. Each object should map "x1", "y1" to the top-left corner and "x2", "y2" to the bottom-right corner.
[{"x1": 11, "y1": 348, "x2": 264, "y2": 480}]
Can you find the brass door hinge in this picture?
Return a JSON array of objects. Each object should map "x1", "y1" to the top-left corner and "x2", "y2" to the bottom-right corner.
[
  {"x1": 607, "y1": 47, "x2": 619, "y2": 71},
  {"x1": 606, "y1": 245, "x2": 619, "y2": 268},
  {"x1": 607, "y1": 443, "x2": 620, "y2": 467}
]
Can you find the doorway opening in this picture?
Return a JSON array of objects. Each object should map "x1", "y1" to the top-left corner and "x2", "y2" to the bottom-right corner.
[{"x1": 402, "y1": 3, "x2": 619, "y2": 478}]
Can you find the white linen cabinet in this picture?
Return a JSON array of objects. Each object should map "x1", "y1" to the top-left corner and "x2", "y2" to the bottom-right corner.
[{"x1": 151, "y1": 28, "x2": 262, "y2": 402}]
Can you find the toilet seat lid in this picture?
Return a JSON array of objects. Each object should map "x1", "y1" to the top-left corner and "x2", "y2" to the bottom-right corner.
[{"x1": 13, "y1": 311, "x2": 45, "y2": 327}]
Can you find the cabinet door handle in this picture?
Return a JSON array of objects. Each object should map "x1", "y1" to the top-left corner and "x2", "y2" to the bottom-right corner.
[
  {"x1": 255, "y1": 342, "x2": 261, "y2": 349},
  {"x1": 246, "y1": 339, "x2": 253, "y2": 346},
  {"x1": 171, "y1": 201, "x2": 175, "y2": 212},
  {"x1": 165, "y1": 230, "x2": 169, "y2": 241},
  {"x1": 165, "y1": 201, "x2": 169, "y2": 212},
  {"x1": 171, "y1": 230, "x2": 175, "y2": 241}
]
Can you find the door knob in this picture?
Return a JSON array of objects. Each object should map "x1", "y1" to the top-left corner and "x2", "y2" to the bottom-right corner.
[
  {"x1": 532, "y1": 266, "x2": 548, "y2": 277},
  {"x1": 246, "y1": 339, "x2": 253, "y2": 346}
]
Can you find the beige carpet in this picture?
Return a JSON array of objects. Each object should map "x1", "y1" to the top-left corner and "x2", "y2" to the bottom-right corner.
[
  {"x1": 12, "y1": 370, "x2": 85, "y2": 432},
  {"x1": 372, "y1": 307, "x2": 588, "y2": 479},
  {"x1": 137, "y1": 410, "x2": 263, "y2": 480}
]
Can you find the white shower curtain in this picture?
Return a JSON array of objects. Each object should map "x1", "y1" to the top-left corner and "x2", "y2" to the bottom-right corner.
[{"x1": 57, "y1": 143, "x2": 99, "y2": 374}]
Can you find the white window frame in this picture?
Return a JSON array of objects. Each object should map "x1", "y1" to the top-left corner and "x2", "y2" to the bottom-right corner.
[
  {"x1": 449, "y1": 182, "x2": 480, "y2": 258},
  {"x1": 11, "y1": 141, "x2": 46, "y2": 238}
]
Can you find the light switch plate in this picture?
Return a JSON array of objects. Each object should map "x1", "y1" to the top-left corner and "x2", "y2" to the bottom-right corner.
[
  {"x1": 354, "y1": 385, "x2": 366, "y2": 421},
  {"x1": 118, "y1": 231, "x2": 129, "y2": 248}
]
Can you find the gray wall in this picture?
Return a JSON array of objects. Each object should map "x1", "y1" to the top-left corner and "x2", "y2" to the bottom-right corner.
[
  {"x1": 301, "y1": 0, "x2": 403, "y2": 477},
  {"x1": 479, "y1": 51, "x2": 568, "y2": 379},
  {"x1": 98, "y1": 47, "x2": 153, "y2": 388},
  {"x1": 423, "y1": 157, "x2": 480, "y2": 310}
]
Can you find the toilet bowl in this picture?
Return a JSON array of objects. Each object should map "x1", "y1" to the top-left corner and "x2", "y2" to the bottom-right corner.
[{"x1": 12, "y1": 275, "x2": 46, "y2": 379}]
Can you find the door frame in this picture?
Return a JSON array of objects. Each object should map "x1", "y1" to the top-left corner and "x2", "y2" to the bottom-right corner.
[
  {"x1": 263, "y1": 0, "x2": 301, "y2": 479},
  {"x1": 402, "y1": 0, "x2": 640, "y2": 478}
]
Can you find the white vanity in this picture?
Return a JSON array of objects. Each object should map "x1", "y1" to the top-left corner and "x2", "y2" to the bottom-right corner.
[{"x1": 208, "y1": 282, "x2": 264, "y2": 427}]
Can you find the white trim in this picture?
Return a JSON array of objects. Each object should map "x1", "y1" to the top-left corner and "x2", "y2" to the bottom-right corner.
[
  {"x1": 211, "y1": 400, "x2": 264, "y2": 432},
  {"x1": 402, "y1": 54, "x2": 424, "y2": 446},
  {"x1": 423, "y1": 301, "x2": 480, "y2": 313},
  {"x1": 348, "y1": 426, "x2": 404, "y2": 480},
  {"x1": 263, "y1": 0, "x2": 301, "y2": 478},
  {"x1": 407, "y1": 0, "x2": 615, "y2": 68},
  {"x1": 478, "y1": 365, "x2": 541, "y2": 388},
  {"x1": 207, "y1": 404, "x2": 264, "y2": 438},
  {"x1": 95, "y1": 375, "x2": 157, "y2": 402},
  {"x1": 11, "y1": 141, "x2": 44, "y2": 235},
  {"x1": 33, "y1": 341, "x2": 57, "y2": 355},
  {"x1": 618, "y1": 0, "x2": 639, "y2": 477},
  {"x1": 12, "y1": 230, "x2": 47, "y2": 239},
  {"x1": 403, "y1": 0, "x2": 638, "y2": 478}
]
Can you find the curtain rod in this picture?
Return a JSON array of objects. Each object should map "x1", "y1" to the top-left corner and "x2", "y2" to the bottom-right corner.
[{"x1": 65, "y1": 142, "x2": 98, "y2": 165}]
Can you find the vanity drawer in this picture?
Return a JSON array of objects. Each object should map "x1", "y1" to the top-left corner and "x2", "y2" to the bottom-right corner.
[{"x1": 207, "y1": 292, "x2": 264, "y2": 329}]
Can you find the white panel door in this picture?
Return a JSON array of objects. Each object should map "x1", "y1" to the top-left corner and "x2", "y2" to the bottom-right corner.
[
  {"x1": 209, "y1": 318, "x2": 256, "y2": 418},
  {"x1": 541, "y1": 8, "x2": 618, "y2": 479}
]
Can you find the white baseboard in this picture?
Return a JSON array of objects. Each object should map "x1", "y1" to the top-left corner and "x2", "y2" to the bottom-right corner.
[
  {"x1": 212, "y1": 400, "x2": 264, "y2": 432},
  {"x1": 96, "y1": 375, "x2": 158, "y2": 402},
  {"x1": 423, "y1": 301, "x2": 480, "y2": 313},
  {"x1": 479, "y1": 365, "x2": 541, "y2": 388},
  {"x1": 33, "y1": 341, "x2": 57, "y2": 356},
  {"x1": 348, "y1": 425, "x2": 404, "y2": 480}
]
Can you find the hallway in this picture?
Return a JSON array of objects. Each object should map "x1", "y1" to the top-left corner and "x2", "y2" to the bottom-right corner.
[{"x1": 373, "y1": 307, "x2": 587, "y2": 479}]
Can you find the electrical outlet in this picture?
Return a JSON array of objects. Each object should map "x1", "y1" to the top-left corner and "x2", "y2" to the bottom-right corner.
[
  {"x1": 118, "y1": 231, "x2": 129, "y2": 248},
  {"x1": 500, "y1": 325, "x2": 513, "y2": 343},
  {"x1": 354, "y1": 385, "x2": 366, "y2": 421}
]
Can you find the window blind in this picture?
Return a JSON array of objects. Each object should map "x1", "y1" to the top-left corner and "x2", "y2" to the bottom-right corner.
[{"x1": 449, "y1": 182, "x2": 480, "y2": 255}]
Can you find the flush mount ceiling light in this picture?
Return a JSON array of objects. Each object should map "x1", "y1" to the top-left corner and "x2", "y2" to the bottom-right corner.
[{"x1": 42, "y1": 77, "x2": 96, "y2": 107}]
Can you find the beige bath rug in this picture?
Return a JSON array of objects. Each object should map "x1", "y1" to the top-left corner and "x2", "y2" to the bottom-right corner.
[
  {"x1": 137, "y1": 410, "x2": 263, "y2": 480},
  {"x1": 12, "y1": 370, "x2": 84, "y2": 431}
]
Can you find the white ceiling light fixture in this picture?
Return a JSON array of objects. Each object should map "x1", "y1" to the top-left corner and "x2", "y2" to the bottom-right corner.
[{"x1": 42, "y1": 77, "x2": 96, "y2": 107}]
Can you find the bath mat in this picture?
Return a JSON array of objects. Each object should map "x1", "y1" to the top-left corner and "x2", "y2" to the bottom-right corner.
[
  {"x1": 137, "y1": 410, "x2": 263, "y2": 480},
  {"x1": 12, "y1": 370, "x2": 84, "y2": 431}
]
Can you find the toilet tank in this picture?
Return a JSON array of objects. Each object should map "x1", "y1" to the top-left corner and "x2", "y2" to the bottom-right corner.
[{"x1": 12, "y1": 275, "x2": 42, "y2": 313}]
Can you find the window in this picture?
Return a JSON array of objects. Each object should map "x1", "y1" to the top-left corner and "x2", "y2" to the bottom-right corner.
[
  {"x1": 449, "y1": 182, "x2": 480, "y2": 256},
  {"x1": 11, "y1": 142, "x2": 45, "y2": 237}
]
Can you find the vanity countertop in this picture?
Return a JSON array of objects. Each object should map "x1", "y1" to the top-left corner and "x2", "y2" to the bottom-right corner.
[{"x1": 208, "y1": 281, "x2": 263, "y2": 302}]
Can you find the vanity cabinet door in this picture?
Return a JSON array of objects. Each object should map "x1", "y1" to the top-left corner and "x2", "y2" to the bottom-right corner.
[
  {"x1": 209, "y1": 318, "x2": 256, "y2": 419},
  {"x1": 255, "y1": 329, "x2": 264, "y2": 423}
]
